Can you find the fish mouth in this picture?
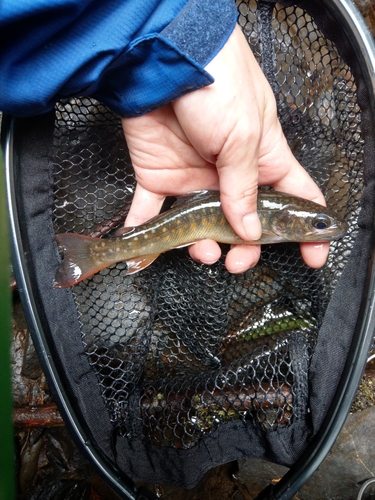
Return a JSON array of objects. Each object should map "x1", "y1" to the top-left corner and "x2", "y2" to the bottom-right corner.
[{"x1": 303, "y1": 225, "x2": 348, "y2": 242}]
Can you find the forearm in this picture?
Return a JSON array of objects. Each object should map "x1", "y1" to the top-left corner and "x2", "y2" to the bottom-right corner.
[{"x1": 0, "y1": 0, "x2": 237, "y2": 117}]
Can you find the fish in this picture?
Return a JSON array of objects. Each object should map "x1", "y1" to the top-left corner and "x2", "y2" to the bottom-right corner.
[{"x1": 54, "y1": 190, "x2": 349, "y2": 288}]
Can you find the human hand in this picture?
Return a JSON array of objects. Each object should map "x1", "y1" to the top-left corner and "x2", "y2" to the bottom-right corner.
[{"x1": 121, "y1": 24, "x2": 329, "y2": 273}]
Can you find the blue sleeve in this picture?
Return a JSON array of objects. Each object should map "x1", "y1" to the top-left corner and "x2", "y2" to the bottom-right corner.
[{"x1": 0, "y1": 0, "x2": 238, "y2": 117}]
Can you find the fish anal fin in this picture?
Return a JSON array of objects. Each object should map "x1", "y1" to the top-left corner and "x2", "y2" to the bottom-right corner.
[{"x1": 125, "y1": 253, "x2": 160, "y2": 275}]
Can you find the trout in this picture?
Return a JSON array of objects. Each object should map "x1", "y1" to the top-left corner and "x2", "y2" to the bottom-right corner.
[{"x1": 54, "y1": 190, "x2": 348, "y2": 288}]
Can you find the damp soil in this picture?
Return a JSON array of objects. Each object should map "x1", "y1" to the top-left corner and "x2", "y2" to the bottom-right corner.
[{"x1": 351, "y1": 367, "x2": 375, "y2": 413}]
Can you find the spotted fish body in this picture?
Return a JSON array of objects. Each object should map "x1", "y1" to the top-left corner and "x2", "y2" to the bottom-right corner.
[{"x1": 54, "y1": 190, "x2": 348, "y2": 288}]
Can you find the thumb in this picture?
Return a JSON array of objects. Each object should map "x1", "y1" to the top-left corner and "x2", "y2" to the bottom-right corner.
[
  {"x1": 216, "y1": 127, "x2": 262, "y2": 242},
  {"x1": 124, "y1": 184, "x2": 165, "y2": 227}
]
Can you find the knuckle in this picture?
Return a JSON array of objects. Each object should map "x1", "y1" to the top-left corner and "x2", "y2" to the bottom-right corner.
[{"x1": 240, "y1": 186, "x2": 259, "y2": 202}]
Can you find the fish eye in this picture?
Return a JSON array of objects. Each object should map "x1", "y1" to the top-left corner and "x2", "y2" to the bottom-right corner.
[{"x1": 312, "y1": 214, "x2": 331, "y2": 230}]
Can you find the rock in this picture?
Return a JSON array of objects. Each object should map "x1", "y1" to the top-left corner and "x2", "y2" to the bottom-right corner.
[{"x1": 237, "y1": 406, "x2": 375, "y2": 499}]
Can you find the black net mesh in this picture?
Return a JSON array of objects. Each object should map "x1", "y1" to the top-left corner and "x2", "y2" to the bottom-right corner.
[{"x1": 51, "y1": 1, "x2": 362, "y2": 453}]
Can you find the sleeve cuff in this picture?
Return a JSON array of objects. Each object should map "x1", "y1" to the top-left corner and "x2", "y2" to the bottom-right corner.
[
  {"x1": 161, "y1": 0, "x2": 238, "y2": 68},
  {"x1": 94, "y1": 0, "x2": 238, "y2": 117}
]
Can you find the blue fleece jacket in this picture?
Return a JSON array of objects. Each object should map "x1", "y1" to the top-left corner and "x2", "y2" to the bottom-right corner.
[{"x1": 0, "y1": 0, "x2": 237, "y2": 117}]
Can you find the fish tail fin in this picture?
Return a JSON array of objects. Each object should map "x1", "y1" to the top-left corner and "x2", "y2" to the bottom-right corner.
[{"x1": 54, "y1": 233, "x2": 106, "y2": 288}]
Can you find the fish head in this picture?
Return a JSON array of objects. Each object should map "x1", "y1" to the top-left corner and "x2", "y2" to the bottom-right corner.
[{"x1": 265, "y1": 198, "x2": 349, "y2": 243}]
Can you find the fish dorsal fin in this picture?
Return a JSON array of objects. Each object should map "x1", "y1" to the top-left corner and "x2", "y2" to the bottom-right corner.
[
  {"x1": 171, "y1": 190, "x2": 217, "y2": 208},
  {"x1": 125, "y1": 253, "x2": 160, "y2": 275},
  {"x1": 115, "y1": 210, "x2": 171, "y2": 234}
]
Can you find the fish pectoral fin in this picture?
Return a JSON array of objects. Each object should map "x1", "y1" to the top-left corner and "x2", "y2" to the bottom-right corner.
[
  {"x1": 125, "y1": 253, "x2": 160, "y2": 275},
  {"x1": 173, "y1": 241, "x2": 197, "y2": 249},
  {"x1": 115, "y1": 226, "x2": 135, "y2": 236}
]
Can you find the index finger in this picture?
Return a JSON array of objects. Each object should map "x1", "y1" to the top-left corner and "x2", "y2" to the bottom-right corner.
[{"x1": 270, "y1": 157, "x2": 330, "y2": 268}]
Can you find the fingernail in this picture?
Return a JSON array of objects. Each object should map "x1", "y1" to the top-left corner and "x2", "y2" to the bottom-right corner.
[
  {"x1": 242, "y1": 212, "x2": 262, "y2": 241},
  {"x1": 201, "y1": 251, "x2": 218, "y2": 265},
  {"x1": 232, "y1": 260, "x2": 256, "y2": 274}
]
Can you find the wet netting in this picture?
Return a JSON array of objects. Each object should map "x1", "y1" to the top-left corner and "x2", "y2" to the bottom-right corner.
[{"x1": 10, "y1": 0, "x2": 375, "y2": 493}]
